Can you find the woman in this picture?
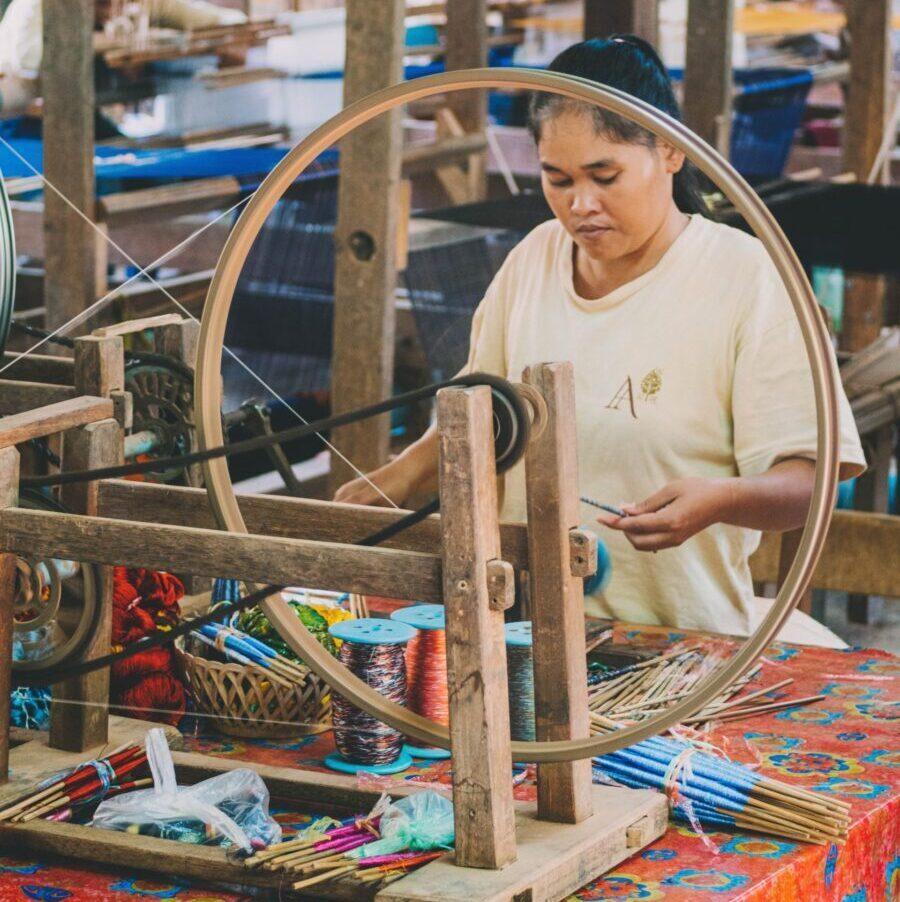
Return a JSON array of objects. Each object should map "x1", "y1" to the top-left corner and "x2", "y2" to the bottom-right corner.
[{"x1": 336, "y1": 37, "x2": 865, "y2": 644}]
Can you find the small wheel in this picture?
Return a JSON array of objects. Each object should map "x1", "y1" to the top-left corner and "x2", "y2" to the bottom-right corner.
[
  {"x1": 12, "y1": 491, "x2": 103, "y2": 675},
  {"x1": 125, "y1": 353, "x2": 200, "y2": 486}
]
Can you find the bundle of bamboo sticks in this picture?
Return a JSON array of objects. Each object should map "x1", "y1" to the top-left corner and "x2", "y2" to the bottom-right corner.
[
  {"x1": 0, "y1": 743, "x2": 150, "y2": 824},
  {"x1": 591, "y1": 715, "x2": 850, "y2": 844},
  {"x1": 243, "y1": 817, "x2": 444, "y2": 891},
  {"x1": 588, "y1": 645, "x2": 823, "y2": 728}
]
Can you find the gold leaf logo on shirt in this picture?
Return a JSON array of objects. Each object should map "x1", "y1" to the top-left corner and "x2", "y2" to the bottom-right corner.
[{"x1": 640, "y1": 368, "x2": 662, "y2": 401}]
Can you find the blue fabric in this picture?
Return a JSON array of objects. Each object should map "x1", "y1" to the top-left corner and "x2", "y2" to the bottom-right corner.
[{"x1": 0, "y1": 134, "x2": 296, "y2": 183}]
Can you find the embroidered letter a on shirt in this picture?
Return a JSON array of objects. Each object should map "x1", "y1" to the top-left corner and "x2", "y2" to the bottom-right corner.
[{"x1": 606, "y1": 376, "x2": 637, "y2": 418}]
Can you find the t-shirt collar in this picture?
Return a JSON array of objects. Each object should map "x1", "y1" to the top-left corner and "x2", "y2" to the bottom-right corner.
[{"x1": 559, "y1": 213, "x2": 701, "y2": 312}]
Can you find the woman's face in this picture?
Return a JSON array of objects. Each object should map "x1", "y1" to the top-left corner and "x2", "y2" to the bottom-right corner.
[{"x1": 537, "y1": 108, "x2": 685, "y2": 263}]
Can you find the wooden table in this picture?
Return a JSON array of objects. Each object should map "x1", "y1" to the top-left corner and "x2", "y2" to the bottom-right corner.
[{"x1": 0, "y1": 623, "x2": 897, "y2": 900}]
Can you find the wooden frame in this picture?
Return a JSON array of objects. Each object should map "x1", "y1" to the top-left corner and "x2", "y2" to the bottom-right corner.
[
  {"x1": 0, "y1": 366, "x2": 667, "y2": 900},
  {"x1": 0, "y1": 317, "x2": 199, "y2": 751}
]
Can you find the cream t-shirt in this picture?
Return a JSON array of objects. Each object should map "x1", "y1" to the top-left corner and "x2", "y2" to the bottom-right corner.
[{"x1": 466, "y1": 215, "x2": 865, "y2": 636}]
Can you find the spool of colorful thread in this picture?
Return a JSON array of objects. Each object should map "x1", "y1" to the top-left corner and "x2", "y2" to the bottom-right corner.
[
  {"x1": 390, "y1": 605, "x2": 451, "y2": 760},
  {"x1": 505, "y1": 621, "x2": 535, "y2": 742},
  {"x1": 324, "y1": 619, "x2": 415, "y2": 775}
]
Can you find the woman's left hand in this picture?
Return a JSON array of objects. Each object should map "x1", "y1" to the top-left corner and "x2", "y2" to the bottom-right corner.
[{"x1": 596, "y1": 478, "x2": 735, "y2": 551}]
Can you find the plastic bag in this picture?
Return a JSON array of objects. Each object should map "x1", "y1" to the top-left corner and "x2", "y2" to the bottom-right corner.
[
  {"x1": 347, "y1": 790, "x2": 454, "y2": 859},
  {"x1": 91, "y1": 729, "x2": 281, "y2": 852}
]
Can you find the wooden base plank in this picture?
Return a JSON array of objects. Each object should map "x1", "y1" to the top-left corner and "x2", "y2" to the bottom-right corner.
[
  {"x1": 377, "y1": 785, "x2": 667, "y2": 902},
  {"x1": 0, "y1": 743, "x2": 665, "y2": 902}
]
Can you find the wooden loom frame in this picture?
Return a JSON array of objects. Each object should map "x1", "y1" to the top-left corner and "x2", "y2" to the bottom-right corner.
[
  {"x1": 0, "y1": 315, "x2": 198, "y2": 758},
  {"x1": 0, "y1": 362, "x2": 668, "y2": 900}
]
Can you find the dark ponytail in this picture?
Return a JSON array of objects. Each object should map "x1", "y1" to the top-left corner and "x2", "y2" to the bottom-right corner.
[{"x1": 528, "y1": 36, "x2": 709, "y2": 216}]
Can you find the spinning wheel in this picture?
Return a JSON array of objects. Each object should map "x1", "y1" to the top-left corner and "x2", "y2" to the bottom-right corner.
[
  {"x1": 12, "y1": 491, "x2": 103, "y2": 675},
  {"x1": 194, "y1": 69, "x2": 841, "y2": 762}
]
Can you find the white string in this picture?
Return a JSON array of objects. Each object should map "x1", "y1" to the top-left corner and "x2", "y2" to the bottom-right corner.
[
  {"x1": 33, "y1": 695, "x2": 405, "y2": 735},
  {"x1": 0, "y1": 133, "x2": 398, "y2": 507}
]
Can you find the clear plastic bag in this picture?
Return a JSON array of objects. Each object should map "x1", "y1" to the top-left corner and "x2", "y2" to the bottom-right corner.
[
  {"x1": 347, "y1": 790, "x2": 454, "y2": 859},
  {"x1": 91, "y1": 729, "x2": 281, "y2": 852}
]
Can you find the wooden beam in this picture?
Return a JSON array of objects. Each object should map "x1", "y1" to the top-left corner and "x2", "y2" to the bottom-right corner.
[
  {"x1": 0, "y1": 353, "x2": 74, "y2": 386},
  {"x1": 92, "y1": 314, "x2": 182, "y2": 339},
  {"x1": 0, "y1": 447, "x2": 19, "y2": 782},
  {"x1": 750, "y1": 510, "x2": 900, "y2": 599},
  {"x1": 445, "y1": 0, "x2": 489, "y2": 199},
  {"x1": 329, "y1": 0, "x2": 405, "y2": 491},
  {"x1": 0, "y1": 509, "x2": 445, "y2": 602},
  {"x1": 97, "y1": 177, "x2": 242, "y2": 227},
  {"x1": 524, "y1": 363, "x2": 592, "y2": 824},
  {"x1": 437, "y1": 386, "x2": 516, "y2": 869},
  {"x1": 41, "y1": 0, "x2": 104, "y2": 331},
  {"x1": 841, "y1": 0, "x2": 891, "y2": 351},
  {"x1": 583, "y1": 0, "x2": 658, "y2": 43},
  {"x1": 683, "y1": 0, "x2": 734, "y2": 154},
  {"x1": 401, "y1": 133, "x2": 490, "y2": 174},
  {"x1": 0, "y1": 396, "x2": 114, "y2": 449},
  {"x1": 0, "y1": 381, "x2": 76, "y2": 416},
  {"x1": 847, "y1": 423, "x2": 894, "y2": 621},
  {"x1": 50, "y1": 418, "x2": 121, "y2": 753},
  {"x1": 97, "y1": 480, "x2": 533, "y2": 569}
]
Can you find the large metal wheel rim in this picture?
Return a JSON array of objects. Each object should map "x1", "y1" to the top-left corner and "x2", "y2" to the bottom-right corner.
[{"x1": 195, "y1": 68, "x2": 840, "y2": 762}]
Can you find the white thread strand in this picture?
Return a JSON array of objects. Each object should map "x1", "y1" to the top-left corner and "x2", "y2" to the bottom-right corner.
[{"x1": 0, "y1": 134, "x2": 397, "y2": 507}]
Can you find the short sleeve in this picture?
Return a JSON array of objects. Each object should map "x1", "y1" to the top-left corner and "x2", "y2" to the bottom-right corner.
[{"x1": 731, "y1": 250, "x2": 866, "y2": 481}]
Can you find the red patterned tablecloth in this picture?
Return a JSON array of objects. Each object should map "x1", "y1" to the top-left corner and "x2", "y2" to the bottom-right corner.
[{"x1": 0, "y1": 627, "x2": 896, "y2": 901}]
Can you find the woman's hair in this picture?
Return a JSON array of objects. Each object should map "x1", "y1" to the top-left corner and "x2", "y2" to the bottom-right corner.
[{"x1": 528, "y1": 36, "x2": 708, "y2": 215}]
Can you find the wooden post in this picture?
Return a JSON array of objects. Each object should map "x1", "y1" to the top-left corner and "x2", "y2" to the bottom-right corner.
[
  {"x1": 74, "y1": 336, "x2": 125, "y2": 399},
  {"x1": 524, "y1": 363, "x2": 593, "y2": 824},
  {"x1": 583, "y1": 0, "x2": 658, "y2": 44},
  {"x1": 42, "y1": 0, "x2": 106, "y2": 332},
  {"x1": 329, "y1": 0, "x2": 404, "y2": 492},
  {"x1": 776, "y1": 529, "x2": 812, "y2": 616},
  {"x1": 841, "y1": 0, "x2": 891, "y2": 351},
  {"x1": 49, "y1": 418, "x2": 122, "y2": 752},
  {"x1": 155, "y1": 319, "x2": 201, "y2": 368},
  {"x1": 683, "y1": 0, "x2": 734, "y2": 155},
  {"x1": 437, "y1": 386, "x2": 517, "y2": 869},
  {"x1": 445, "y1": 0, "x2": 489, "y2": 200},
  {"x1": 0, "y1": 447, "x2": 19, "y2": 782}
]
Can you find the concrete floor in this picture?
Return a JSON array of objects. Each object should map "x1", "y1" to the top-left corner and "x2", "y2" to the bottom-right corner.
[{"x1": 823, "y1": 593, "x2": 900, "y2": 654}]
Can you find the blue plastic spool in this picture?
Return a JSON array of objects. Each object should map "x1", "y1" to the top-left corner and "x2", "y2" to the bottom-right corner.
[
  {"x1": 329, "y1": 618, "x2": 415, "y2": 646},
  {"x1": 584, "y1": 539, "x2": 613, "y2": 596},
  {"x1": 324, "y1": 618, "x2": 415, "y2": 775},
  {"x1": 390, "y1": 604, "x2": 446, "y2": 631},
  {"x1": 390, "y1": 605, "x2": 452, "y2": 760}
]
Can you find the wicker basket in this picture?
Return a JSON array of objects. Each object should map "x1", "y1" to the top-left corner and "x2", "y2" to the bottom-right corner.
[{"x1": 175, "y1": 637, "x2": 332, "y2": 739}]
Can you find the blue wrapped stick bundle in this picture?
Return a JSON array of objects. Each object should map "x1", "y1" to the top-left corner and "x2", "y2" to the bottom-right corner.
[{"x1": 592, "y1": 735, "x2": 849, "y2": 844}]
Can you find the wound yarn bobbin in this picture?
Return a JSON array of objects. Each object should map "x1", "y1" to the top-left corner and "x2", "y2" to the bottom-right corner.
[
  {"x1": 324, "y1": 619, "x2": 415, "y2": 775},
  {"x1": 390, "y1": 605, "x2": 451, "y2": 760},
  {"x1": 505, "y1": 621, "x2": 536, "y2": 743}
]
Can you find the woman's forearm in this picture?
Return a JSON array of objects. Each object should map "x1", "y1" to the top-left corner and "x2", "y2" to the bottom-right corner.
[
  {"x1": 393, "y1": 424, "x2": 439, "y2": 498},
  {"x1": 722, "y1": 458, "x2": 816, "y2": 532}
]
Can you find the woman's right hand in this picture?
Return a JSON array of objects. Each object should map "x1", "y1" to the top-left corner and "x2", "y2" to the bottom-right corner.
[{"x1": 333, "y1": 463, "x2": 411, "y2": 508}]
